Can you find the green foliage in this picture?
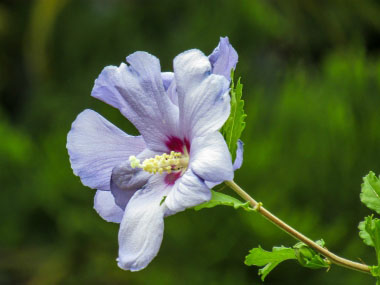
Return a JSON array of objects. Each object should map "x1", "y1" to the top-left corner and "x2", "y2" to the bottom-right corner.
[
  {"x1": 160, "y1": 196, "x2": 167, "y2": 206},
  {"x1": 221, "y1": 71, "x2": 246, "y2": 161},
  {"x1": 360, "y1": 172, "x2": 380, "y2": 214},
  {"x1": 371, "y1": 265, "x2": 380, "y2": 277},
  {"x1": 245, "y1": 246, "x2": 296, "y2": 281},
  {"x1": 359, "y1": 217, "x2": 375, "y2": 247},
  {"x1": 245, "y1": 241, "x2": 330, "y2": 281},
  {"x1": 359, "y1": 216, "x2": 380, "y2": 263},
  {"x1": 371, "y1": 267, "x2": 380, "y2": 285},
  {"x1": 194, "y1": 190, "x2": 253, "y2": 212},
  {"x1": 293, "y1": 240, "x2": 330, "y2": 270},
  {"x1": 0, "y1": 116, "x2": 32, "y2": 164},
  {"x1": 358, "y1": 173, "x2": 380, "y2": 283},
  {"x1": 358, "y1": 214, "x2": 380, "y2": 283}
]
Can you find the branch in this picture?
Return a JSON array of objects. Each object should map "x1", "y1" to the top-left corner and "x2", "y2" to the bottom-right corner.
[{"x1": 225, "y1": 180, "x2": 371, "y2": 274}]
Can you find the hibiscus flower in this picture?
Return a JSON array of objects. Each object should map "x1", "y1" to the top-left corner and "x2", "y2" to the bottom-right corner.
[{"x1": 67, "y1": 37, "x2": 242, "y2": 271}]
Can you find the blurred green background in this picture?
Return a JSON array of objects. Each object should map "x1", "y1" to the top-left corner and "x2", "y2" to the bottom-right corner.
[{"x1": 1, "y1": 0, "x2": 380, "y2": 284}]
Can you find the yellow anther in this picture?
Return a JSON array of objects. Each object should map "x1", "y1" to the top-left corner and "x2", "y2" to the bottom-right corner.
[
  {"x1": 165, "y1": 166, "x2": 172, "y2": 174},
  {"x1": 129, "y1": 156, "x2": 141, "y2": 168},
  {"x1": 128, "y1": 151, "x2": 189, "y2": 175}
]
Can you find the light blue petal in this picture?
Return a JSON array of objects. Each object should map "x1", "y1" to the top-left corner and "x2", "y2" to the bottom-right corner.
[
  {"x1": 161, "y1": 72, "x2": 173, "y2": 91},
  {"x1": 110, "y1": 149, "x2": 157, "y2": 209},
  {"x1": 165, "y1": 169, "x2": 211, "y2": 212},
  {"x1": 94, "y1": 190, "x2": 124, "y2": 223},
  {"x1": 67, "y1": 109, "x2": 146, "y2": 190},
  {"x1": 117, "y1": 175, "x2": 171, "y2": 271},
  {"x1": 233, "y1": 139, "x2": 244, "y2": 170},
  {"x1": 92, "y1": 52, "x2": 179, "y2": 152},
  {"x1": 173, "y1": 50, "x2": 230, "y2": 140},
  {"x1": 162, "y1": 71, "x2": 178, "y2": 106},
  {"x1": 209, "y1": 37, "x2": 238, "y2": 80},
  {"x1": 111, "y1": 167, "x2": 150, "y2": 210},
  {"x1": 190, "y1": 131, "x2": 234, "y2": 183},
  {"x1": 166, "y1": 79, "x2": 178, "y2": 106},
  {"x1": 205, "y1": 139, "x2": 244, "y2": 189}
]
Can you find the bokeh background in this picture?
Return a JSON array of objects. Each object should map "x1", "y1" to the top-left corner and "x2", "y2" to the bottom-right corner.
[{"x1": 1, "y1": 0, "x2": 380, "y2": 284}]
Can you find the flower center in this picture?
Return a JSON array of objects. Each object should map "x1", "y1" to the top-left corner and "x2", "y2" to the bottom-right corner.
[{"x1": 129, "y1": 150, "x2": 189, "y2": 175}]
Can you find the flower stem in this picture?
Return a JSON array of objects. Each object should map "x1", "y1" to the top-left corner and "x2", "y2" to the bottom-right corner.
[{"x1": 225, "y1": 180, "x2": 371, "y2": 274}]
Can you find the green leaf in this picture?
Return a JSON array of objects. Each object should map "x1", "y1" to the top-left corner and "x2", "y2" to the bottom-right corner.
[
  {"x1": 371, "y1": 265, "x2": 380, "y2": 277},
  {"x1": 359, "y1": 216, "x2": 380, "y2": 281},
  {"x1": 359, "y1": 215, "x2": 380, "y2": 265},
  {"x1": 359, "y1": 218, "x2": 375, "y2": 247},
  {"x1": 360, "y1": 172, "x2": 380, "y2": 214},
  {"x1": 159, "y1": 196, "x2": 167, "y2": 206},
  {"x1": 370, "y1": 266, "x2": 380, "y2": 285},
  {"x1": 245, "y1": 241, "x2": 330, "y2": 280},
  {"x1": 258, "y1": 262, "x2": 279, "y2": 281},
  {"x1": 245, "y1": 246, "x2": 296, "y2": 281},
  {"x1": 245, "y1": 246, "x2": 296, "y2": 266},
  {"x1": 221, "y1": 70, "x2": 247, "y2": 161},
  {"x1": 293, "y1": 240, "x2": 330, "y2": 269},
  {"x1": 194, "y1": 190, "x2": 253, "y2": 212}
]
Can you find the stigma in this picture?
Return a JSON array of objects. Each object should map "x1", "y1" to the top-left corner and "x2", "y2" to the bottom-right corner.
[{"x1": 129, "y1": 151, "x2": 189, "y2": 175}]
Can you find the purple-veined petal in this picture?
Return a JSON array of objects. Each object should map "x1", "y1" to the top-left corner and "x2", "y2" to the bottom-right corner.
[
  {"x1": 161, "y1": 72, "x2": 173, "y2": 91},
  {"x1": 166, "y1": 79, "x2": 178, "y2": 106},
  {"x1": 173, "y1": 50, "x2": 231, "y2": 139},
  {"x1": 110, "y1": 148, "x2": 158, "y2": 209},
  {"x1": 165, "y1": 169, "x2": 211, "y2": 212},
  {"x1": 67, "y1": 109, "x2": 146, "y2": 190},
  {"x1": 94, "y1": 190, "x2": 124, "y2": 223},
  {"x1": 190, "y1": 131, "x2": 233, "y2": 183},
  {"x1": 92, "y1": 52, "x2": 179, "y2": 152},
  {"x1": 233, "y1": 139, "x2": 244, "y2": 170},
  {"x1": 209, "y1": 37, "x2": 238, "y2": 80},
  {"x1": 117, "y1": 175, "x2": 171, "y2": 271}
]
